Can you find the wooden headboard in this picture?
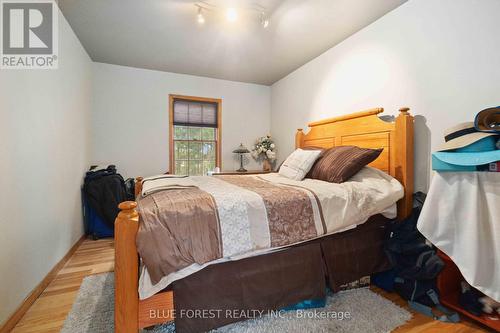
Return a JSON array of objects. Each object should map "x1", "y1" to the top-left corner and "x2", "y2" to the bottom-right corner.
[{"x1": 295, "y1": 107, "x2": 414, "y2": 220}]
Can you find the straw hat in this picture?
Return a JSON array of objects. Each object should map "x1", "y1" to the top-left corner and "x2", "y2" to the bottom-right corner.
[{"x1": 438, "y1": 122, "x2": 497, "y2": 152}]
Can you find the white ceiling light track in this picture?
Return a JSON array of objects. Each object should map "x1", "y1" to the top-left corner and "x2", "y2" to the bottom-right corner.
[{"x1": 194, "y1": 1, "x2": 270, "y2": 28}]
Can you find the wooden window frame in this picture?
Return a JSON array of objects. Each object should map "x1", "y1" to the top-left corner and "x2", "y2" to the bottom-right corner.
[{"x1": 169, "y1": 94, "x2": 222, "y2": 174}]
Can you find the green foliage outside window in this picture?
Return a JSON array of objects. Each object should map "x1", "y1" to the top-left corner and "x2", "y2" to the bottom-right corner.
[{"x1": 174, "y1": 126, "x2": 217, "y2": 176}]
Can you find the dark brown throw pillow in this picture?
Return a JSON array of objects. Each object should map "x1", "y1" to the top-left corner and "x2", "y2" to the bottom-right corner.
[{"x1": 307, "y1": 146, "x2": 383, "y2": 183}]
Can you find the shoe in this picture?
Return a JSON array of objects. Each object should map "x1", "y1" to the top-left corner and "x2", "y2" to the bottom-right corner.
[
  {"x1": 479, "y1": 296, "x2": 500, "y2": 315},
  {"x1": 459, "y1": 281, "x2": 483, "y2": 316}
]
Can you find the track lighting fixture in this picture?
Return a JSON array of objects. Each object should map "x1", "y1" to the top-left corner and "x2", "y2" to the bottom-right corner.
[
  {"x1": 260, "y1": 12, "x2": 269, "y2": 28},
  {"x1": 197, "y1": 6, "x2": 205, "y2": 24},
  {"x1": 193, "y1": 3, "x2": 269, "y2": 28}
]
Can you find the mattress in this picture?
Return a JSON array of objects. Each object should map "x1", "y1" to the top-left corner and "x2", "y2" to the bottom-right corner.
[{"x1": 137, "y1": 166, "x2": 403, "y2": 299}]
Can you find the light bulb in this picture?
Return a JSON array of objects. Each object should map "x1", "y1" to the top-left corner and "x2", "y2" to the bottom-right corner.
[
  {"x1": 260, "y1": 12, "x2": 269, "y2": 28},
  {"x1": 197, "y1": 7, "x2": 205, "y2": 24},
  {"x1": 226, "y1": 8, "x2": 237, "y2": 22}
]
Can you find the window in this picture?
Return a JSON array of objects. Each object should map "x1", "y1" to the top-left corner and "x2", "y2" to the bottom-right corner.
[{"x1": 169, "y1": 95, "x2": 221, "y2": 176}]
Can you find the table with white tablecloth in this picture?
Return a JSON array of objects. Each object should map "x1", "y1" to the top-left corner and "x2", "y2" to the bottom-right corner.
[{"x1": 417, "y1": 172, "x2": 500, "y2": 302}]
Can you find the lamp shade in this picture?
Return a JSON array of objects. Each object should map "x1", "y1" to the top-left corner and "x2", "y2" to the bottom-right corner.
[{"x1": 233, "y1": 143, "x2": 250, "y2": 154}]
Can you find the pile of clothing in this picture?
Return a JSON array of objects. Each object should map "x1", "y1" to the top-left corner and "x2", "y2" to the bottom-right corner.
[
  {"x1": 433, "y1": 106, "x2": 500, "y2": 171},
  {"x1": 373, "y1": 193, "x2": 461, "y2": 323}
]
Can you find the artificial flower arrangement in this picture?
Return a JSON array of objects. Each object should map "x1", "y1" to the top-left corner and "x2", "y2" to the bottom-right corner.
[{"x1": 251, "y1": 135, "x2": 276, "y2": 171}]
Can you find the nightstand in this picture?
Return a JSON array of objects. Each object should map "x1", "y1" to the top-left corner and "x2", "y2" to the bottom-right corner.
[{"x1": 211, "y1": 170, "x2": 272, "y2": 175}]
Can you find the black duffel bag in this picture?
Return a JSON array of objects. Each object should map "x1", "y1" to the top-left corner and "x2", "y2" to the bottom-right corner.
[{"x1": 386, "y1": 192, "x2": 460, "y2": 323}]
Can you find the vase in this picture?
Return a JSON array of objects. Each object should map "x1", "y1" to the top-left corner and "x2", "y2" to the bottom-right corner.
[{"x1": 262, "y1": 159, "x2": 272, "y2": 172}]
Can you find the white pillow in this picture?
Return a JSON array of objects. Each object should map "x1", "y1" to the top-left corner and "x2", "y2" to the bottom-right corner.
[{"x1": 279, "y1": 148, "x2": 322, "y2": 180}]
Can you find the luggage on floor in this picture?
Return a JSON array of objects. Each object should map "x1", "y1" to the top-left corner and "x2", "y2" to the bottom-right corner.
[
  {"x1": 82, "y1": 165, "x2": 134, "y2": 239},
  {"x1": 382, "y1": 191, "x2": 460, "y2": 323},
  {"x1": 82, "y1": 190, "x2": 114, "y2": 239}
]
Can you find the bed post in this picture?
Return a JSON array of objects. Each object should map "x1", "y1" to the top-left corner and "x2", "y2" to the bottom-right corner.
[
  {"x1": 115, "y1": 201, "x2": 139, "y2": 333},
  {"x1": 295, "y1": 129, "x2": 304, "y2": 149},
  {"x1": 134, "y1": 177, "x2": 143, "y2": 198},
  {"x1": 395, "y1": 107, "x2": 414, "y2": 220}
]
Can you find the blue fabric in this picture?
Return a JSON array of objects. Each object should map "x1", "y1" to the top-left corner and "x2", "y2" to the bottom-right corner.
[
  {"x1": 409, "y1": 299, "x2": 460, "y2": 323},
  {"x1": 372, "y1": 269, "x2": 397, "y2": 292},
  {"x1": 433, "y1": 136, "x2": 500, "y2": 169},
  {"x1": 432, "y1": 155, "x2": 477, "y2": 171},
  {"x1": 87, "y1": 205, "x2": 114, "y2": 238},
  {"x1": 453, "y1": 136, "x2": 497, "y2": 152},
  {"x1": 83, "y1": 193, "x2": 114, "y2": 238},
  {"x1": 282, "y1": 298, "x2": 326, "y2": 311}
]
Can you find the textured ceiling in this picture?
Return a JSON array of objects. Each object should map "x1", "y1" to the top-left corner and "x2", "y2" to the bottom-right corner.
[{"x1": 59, "y1": 0, "x2": 407, "y2": 85}]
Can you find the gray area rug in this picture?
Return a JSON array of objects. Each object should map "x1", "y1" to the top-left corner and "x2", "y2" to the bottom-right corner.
[{"x1": 62, "y1": 273, "x2": 411, "y2": 333}]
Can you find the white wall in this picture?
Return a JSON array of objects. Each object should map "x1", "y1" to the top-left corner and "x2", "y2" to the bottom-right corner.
[
  {"x1": 271, "y1": 0, "x2": 500, "y2": 192},
  {"x1": 0, "y1": 11, "x2": 92, "y2": 324},
  {"x1": 91, "y1": 63, "x2": 271, "y2": 178}
]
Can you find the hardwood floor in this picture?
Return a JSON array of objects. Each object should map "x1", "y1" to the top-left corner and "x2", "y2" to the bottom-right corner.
[
  {"x1": 11, "y1": 239, "x2": 114, "y2": 333},
  {"x1": 11, "y1": 239, "x2": 489, "y2": 332},
  {"x1": 374, "y1": 287, "x2": 490, "y2": 333}
]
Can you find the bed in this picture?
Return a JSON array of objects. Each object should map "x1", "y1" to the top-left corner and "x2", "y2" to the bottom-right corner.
[{"x1": 114, "y1": 107, "x2": 414, "y2": 333}]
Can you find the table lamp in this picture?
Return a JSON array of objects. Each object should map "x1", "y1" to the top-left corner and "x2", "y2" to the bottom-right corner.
[{"x1": 233, "y1": 143, "x2": 250, "y2": 172}]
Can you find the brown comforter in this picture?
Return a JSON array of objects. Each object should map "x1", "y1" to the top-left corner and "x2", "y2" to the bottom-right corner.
[{"x1": 137, "y1": 188, "x2": 222, "y2": 284}]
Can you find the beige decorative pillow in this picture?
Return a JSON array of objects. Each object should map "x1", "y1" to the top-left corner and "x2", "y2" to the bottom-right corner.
[
  {"x1": 279, "y1": 148, "x2": 322, "y2": 180},
  {"x1": 307, "y1": 146, "x2": 383, "y2": 183},
  {"x1": 277, "y1": 146, "x2": 324, "y2": 171}
]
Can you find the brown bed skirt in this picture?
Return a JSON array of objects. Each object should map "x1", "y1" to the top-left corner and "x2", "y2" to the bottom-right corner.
[{"x1": 172, "y1": 215, "x2": 392, "y2": 333}]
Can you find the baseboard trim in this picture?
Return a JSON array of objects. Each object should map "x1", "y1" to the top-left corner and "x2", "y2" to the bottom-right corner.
[{"x1": 0, "y1": 235, "x2": 86, "y2": 333}]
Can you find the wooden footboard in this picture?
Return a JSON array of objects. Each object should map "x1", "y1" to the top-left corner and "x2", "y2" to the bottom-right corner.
[{"x1": 115, "y1": 181, "x2": 174, "y2": 332}]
